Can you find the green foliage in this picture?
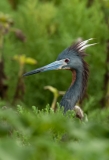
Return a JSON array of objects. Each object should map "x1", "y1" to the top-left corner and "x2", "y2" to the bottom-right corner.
[
  {"x1": 0, "y1": 0, "x2": 108, "y2": 109},
  {"x1": 12, "y1": 0, "x2": 109, "y2": 109},
  {"x1": 0, "y1": 105, "x2": 109, "y2": 160},
  {"x1": 0, "y1": 0, "x2": 109, "y2": 159}
]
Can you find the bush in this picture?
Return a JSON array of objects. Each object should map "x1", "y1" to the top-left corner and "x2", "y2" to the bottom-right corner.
[
  {"x1": 0, "y1": 105, "x2": 109, "y2": 160},
  {"x1": 0, "y1": 0, "x2": 108, "y2": 109}
]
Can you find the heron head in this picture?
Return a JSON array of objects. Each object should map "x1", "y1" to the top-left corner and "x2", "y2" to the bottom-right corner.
[{"x1": 23, "y1": 38, "x2": 96, "y2": 77}]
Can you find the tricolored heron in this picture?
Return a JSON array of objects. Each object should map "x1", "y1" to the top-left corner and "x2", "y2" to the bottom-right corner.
[{"x1": 24, "y1": 38, "x2": 96, "y2": 113}]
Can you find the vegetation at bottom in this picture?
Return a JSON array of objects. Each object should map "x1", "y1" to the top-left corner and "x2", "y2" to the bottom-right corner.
[{"x1": 0, "y1": 104, "x2": 109, "y2": 160}]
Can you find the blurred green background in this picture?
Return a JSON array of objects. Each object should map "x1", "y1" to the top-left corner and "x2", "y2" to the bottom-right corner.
[
  {"x1": 0, "y1": 0, "x2": 109, "y2": 159},
  {"x1": 0, "y1": 0, "x2": 108, "y2": 110}
]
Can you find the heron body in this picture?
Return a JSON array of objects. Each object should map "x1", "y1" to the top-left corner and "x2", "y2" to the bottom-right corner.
[{"x1": 24, "y1": 38, "x2": 96, "y2": 113}]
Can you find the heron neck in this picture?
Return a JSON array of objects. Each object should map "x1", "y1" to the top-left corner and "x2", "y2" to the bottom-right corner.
[{"x1": 60, "y1": 69, "x2": 83, "y2": 112}]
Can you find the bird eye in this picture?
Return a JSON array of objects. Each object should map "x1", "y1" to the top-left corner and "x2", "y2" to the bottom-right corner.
[{"x1": 65, "y1": 58, "x2": 70, "y2": 63}]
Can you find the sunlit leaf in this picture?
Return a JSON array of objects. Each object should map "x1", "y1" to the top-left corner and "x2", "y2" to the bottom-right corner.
[
  {"x1": 13, "y1": 55, "x2": 37, "y2": 65},
  {"x1": 25, "y1": 57, "x2": 37, "y2": 65}
]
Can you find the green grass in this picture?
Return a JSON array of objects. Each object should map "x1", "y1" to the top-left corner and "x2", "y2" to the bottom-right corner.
[{"x1": 0, "y1": 104, "x2": 109, "y2": 160}]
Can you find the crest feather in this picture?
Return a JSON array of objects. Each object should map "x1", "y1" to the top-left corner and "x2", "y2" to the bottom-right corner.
[{"x1": 69, "y1": 38, "x2": 97, "y2": 57}]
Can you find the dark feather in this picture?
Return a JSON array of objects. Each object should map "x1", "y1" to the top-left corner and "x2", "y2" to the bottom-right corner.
[{"x1": 69, "y1": 39, "x2": 95, "y2": 100}]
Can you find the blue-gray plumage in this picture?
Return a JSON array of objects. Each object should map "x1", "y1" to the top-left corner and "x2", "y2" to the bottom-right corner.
[{"x1": 23, "y1": 38, "x2": 96, "y2": 112}]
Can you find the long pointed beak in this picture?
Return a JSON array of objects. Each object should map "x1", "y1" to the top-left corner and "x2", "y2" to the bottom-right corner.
[{"x1": 23, "y1": 59, "x2": 67, "y2": 77}]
